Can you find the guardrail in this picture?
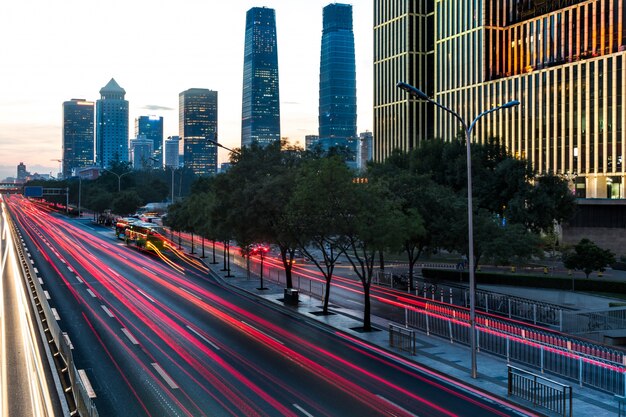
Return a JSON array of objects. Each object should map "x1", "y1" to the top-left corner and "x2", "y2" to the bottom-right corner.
[
  {"x1": 389, "y1": 324, "x2": 416, "y2": 355},
  {"x1": 508, "y1": 365, "x2": 572, "y2": 417},
  {"x1": 8, "y1": 212, "x2": 99, "y2": 417}
]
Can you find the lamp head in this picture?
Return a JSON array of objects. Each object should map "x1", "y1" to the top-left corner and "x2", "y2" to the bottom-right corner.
[
  {"x1": 502, "y1": 100, "x2": 520, "y2": 109},
  {"x1": 396, "y1": 82, "x2": 430, "y2": 101}
]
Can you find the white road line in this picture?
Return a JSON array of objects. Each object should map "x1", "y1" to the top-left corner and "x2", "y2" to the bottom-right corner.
[
  {"x1": 107, "y1": 267, "x2": 120, "y2": 277},
  {"x1": 346, "y1": 299, "x2": 360, "y2": 304},
  {"x1": 101, "y1": 305, "x2": 115, "y2": 318},
  {"x1": 186, "y1": 325, "x2": 220, "y2": 350},
  {"x1": 78, "y1": 370, "x2": 97, "y2": 398},
  {"x1": 60, "y1": 259, "x2": 66, "y2": 264},
  {"x1": 75, "y1": 276, "x2": 83, "y2": 283},
  {"x1": 38, "y1": 277, "x2": 44, "y2": 285},
  {"x1": 121, "y1": 328, "x2": 139, "y2": 345},
  {"x1": 44, "y1": 291, "x2": 51, "y2": 300},
  {"x1": 119, "y1": 255, "x2": 128, "y2": 260},
  {"x1": 137, "y1": 289, "x2": 155, "y2": 303},
  {"x1": 141, "y1": 266, "x2": 155, "y2": 274},
  {"x1": 34, "y1": 267, "x2": 38, "y2": 273},
  {"x1": 86, "y1": 289, "x2": 96, "y2": 298},
  {"x1": 293, "y1": 403, "x2": 315, "y2": 417},
  {"x1": 63, "y1": 332, "x2": 74, "y2": 349},
  {"x1": 151, "y1": 363, "x2": 179, "y2": 389},
  {"x1": 179, "y1": 286, "x2": 201, "y2": 300},
  {"x1": 241, "y1": 321, "x2": 284, "y2": 345},
  {"x1": 67, "y1": 266, "x2": 73, "y2": 272},
  {"x1": 51, "y1": 308, "x2": 61, "y2": 321},
  {"x1": 376, "y1": 395, "x2": 420, "y2": 417}
]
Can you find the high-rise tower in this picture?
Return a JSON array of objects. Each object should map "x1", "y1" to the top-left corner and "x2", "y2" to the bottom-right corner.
[
  {"x1": 96, "y1": 78, "x2": 129, "y2": 168},
  {"x1": 242, "y1": 7, "x2": 281, "y2": 148},
  {"x1": 63, "y1": 99, "x2": 94, "y2": 178},
  {"x1": 135, "y1": 115, "x2": 164, "y2": 167},
  {"x1": 179, "y1": 88, "x2": 218, "y2": 176},
  {"x1": 319, "y1": 3, "x2": 357, "y2": 148}
]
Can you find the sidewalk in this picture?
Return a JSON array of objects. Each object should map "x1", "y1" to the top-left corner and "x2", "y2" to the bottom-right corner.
[{"x1": 201, "y1": 255, "x2": 621, "y2": 417}]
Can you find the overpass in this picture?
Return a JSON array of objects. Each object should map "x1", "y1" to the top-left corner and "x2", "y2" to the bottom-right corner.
[{"x1": 0, "y1": 182, "x2": 22, "y2": 194}]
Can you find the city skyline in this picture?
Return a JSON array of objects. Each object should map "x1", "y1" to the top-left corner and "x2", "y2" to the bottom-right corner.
[{"x1": 0, "y1": 1, "x2": 374, "y2": 179}]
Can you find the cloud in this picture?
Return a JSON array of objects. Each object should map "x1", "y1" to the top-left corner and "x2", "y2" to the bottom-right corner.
[{"x1": 141, "y1": 104, "x2": 174, "y2": 111}]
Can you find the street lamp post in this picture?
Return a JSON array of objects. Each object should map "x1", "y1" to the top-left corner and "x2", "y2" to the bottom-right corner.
[
  {"x1": 206, "y1": 138, "x2": 241, "y2": 157},
  {"x1": 102, "y1": 168, "x2": 131, "y2": 192},
  {"x1": 397, "y1": 82, "x2": 519, "y2": 379}
]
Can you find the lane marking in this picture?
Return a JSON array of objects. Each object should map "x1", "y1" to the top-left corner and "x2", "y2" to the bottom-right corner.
[
  {"x1": 67, "y1": 266, "x2": 73, "y2": 272},
  {"x1": 44, "y1": 290, "x2": 51, "y2": 300},
  {"x1": 60, "y1": 259, "x2": 66, "y2": 264},
  {"x1": 119, "y1": 255, "x2": 128, "y2": 260},
  {"x1": 141, "y1": 266, "x2": 155, "y2": 274},
  {"x1": 63, "y1": 332, "x2": 74, "y2": 349},
  {"x1": 179, "y1": 286, "x2": 201, "y2": 300},
  {"x1": 376, "y1": 395, "x2": 420, "y2": 417},
  {"x1": 107, "y1": 267, "x2": 120, "y2": 277},
  {"x1": 137, "y1": 289, "x2": 155, "y2": 303},
  {"x1": 121, "y1": 328, "x2": 139, "y2": 345},
  {"x1": 151, "y1": 363, "x2": 179, "y2": 389},
  {"x1": 293, "y1": 403, "x2": 315, "y2": 417},
  {"x1": 101, "y1": 305, "x2": 114, "y2": 318},
  {"x1": 51, "y1": 308, "x2": 61, "y2": 321},
  {"x1": 86, "y1": 289, "x2": 96, "y2": 298},
  {"x1": 186, "y1": 325, "x2": 220, "y2": 350},
  {"x1": 78, "y1": 369, "x2": 97, "y2": 398},
  {"x1": 75, "y1": 276, "x2": 83, "y2": 283},
  {"x1": 241, "y1": 321, "x2": 284, "y2": 345}
]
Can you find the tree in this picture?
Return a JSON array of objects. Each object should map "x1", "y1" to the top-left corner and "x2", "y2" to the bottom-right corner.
[
  {"x1": 562, "y1": 238, "x2": 616, "y2": 280},
  {"x1": 111, "y1": 190, "x2": 142, "y2": 216}
]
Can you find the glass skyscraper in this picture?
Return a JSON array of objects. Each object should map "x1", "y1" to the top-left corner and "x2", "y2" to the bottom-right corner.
[
  {"x1": 62, "y1": 99, "x2": 94, "y2": 178},
  {"x1": 319, "y1": 3, "x2": 357, "y2": 147},
  {"x1": 241, "y1": 7, "x2": 281, "y2": 148},
  {"x1": 179, "y1": 88, "x2": 218, "y2": 176},
  {"x1": 135, "y1": 115, "x2": 164, "y2": 167},
  {"x1": 96, "y1": 78, "x2": 129, "y2": 168},
  {"x1": 375, "y1": 0, "x2": 626, "y2": 198}
]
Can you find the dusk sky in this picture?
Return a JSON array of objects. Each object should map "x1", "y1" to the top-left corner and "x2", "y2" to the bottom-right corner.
[{"x1": 0, "y1": 0, "x2": 373, "y2": 179}]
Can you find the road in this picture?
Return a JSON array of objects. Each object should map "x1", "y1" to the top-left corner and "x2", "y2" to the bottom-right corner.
[
  {"x1": 6, "y1": 195, "x2": 536, "y2": 417},
  {"x1": 0, "y1": 196, "x2": 65, "y2": 417}
]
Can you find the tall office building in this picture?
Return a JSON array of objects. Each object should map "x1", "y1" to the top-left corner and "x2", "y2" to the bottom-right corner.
[
  {"x1": 62, "y1": 99, "x2": 94, "y2": 178},
  {"x1": 373, "y1": 1, "x2": 434, "y2": 162},
  {"x1": 96, "y1": 78, "x2": 129, "y2": 168},
  {"x1": 135, "y1": 115, "x2": 164, "y2": 167},
  {"x1": 375, "y1": 0, "x2": 626, "y2": 198},
  {"x1": 319, "y1": 3, "x2": 357, "y2": 146},
  {"x1": 130, "y1": 135, "x2": 154, "y2": 170},
  {"x1": 241, "y1": 7, "x2": 281, "y2": 148},
  {"x1": 17, "y1": 163, "x2": 27, "y2": 181},
  {"x1": 179, "y1": 88, "x2": 218, "y2": 176},
  {"x1": 357, "y1": 131, "x2": 374, "y2": 171},
  {"x1": 164, "y1": 136, "x2": 180, "y2": 168}
]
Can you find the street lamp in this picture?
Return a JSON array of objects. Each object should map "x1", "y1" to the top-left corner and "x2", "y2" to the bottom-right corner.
[
  {"x1": 206, "y1": 138, "x2": 241, "y2": 156},
  {"x1": 101, "y1": 168, "x2": 131, "y2": 192},
  {"x1": 251, "y1": 244, "x2": 269, "y2": 290},
  {"x1": 397, "y1": 81, "x2": 519, "y2": 379}
]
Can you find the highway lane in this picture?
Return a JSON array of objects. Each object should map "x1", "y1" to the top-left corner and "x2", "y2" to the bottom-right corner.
[
  {"x1": 0, "y1": 196, "x2": 64, "y2": 417},
  {"x1": 7, "y1": 196, "x2": 537, "y2": 417}
]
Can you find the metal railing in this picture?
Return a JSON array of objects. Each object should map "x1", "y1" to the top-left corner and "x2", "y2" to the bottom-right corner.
[
  {"x1": 389, "y1": 324, "x2": 416, "y2": 355},
  {"x1": 9, "y1": 214, "x2": 99, "y2": 417},
  {"x1": 508, "y1": 365, "x2": 572, "y2": 417}
]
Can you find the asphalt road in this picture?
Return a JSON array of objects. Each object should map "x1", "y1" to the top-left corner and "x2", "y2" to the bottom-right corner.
[{"x1": 6, "y1": 196, "x2": 537, "y2": 417}]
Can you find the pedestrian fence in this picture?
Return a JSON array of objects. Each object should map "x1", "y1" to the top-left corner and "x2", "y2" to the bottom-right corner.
[
  {"x1": 406, "y1": 300, "x2": 626, "y2": 395},
  {"x1": 9, "y1": 214, "x2": 99, "y2": 417},
  {"x1": 561, "y1": 307, "x2": 626, "y2": 335},
  {"x1": 617, "y1": 394, "x2": 626, "y2": 416},
  {"x1": 507, "y1": 365, "x2": 572, "y2": 417},
  {"x1": 389, "y1": 324, "x2": 416, "y2": 355},
  {"x1": 225, "y1": 250, "x2": 626, "y2": 395}
]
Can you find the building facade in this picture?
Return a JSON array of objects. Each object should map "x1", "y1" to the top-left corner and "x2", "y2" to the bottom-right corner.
[
  {"x1": 62, "y1": 99, "x2": 94, "y2": 178},
  {"x1": 241, "y1": 7, "x2": 281, "y2": 148},
  {"x1": 319, "y1": 3, "x2": 358, "y2": 145},
  {"x1": 179, "y1": 88, "x2": 218, "y2": 176},
  {"x1": 135, "y1": 115, "x2": 164, "y2": 167},
  {"x1": 164, "y1": 136, "x2": 180, "y2": 169},
  {"x1": 375, "y1": 0, "x2": 626, "y2": 198},
  {"x1": 357, "y1": 131, "x2": 374, "y2": 171},
  {"x1": 130, "y1": 135, "x2": 154, "y2": 170},
  {"x1": 17, "y1": 162, "x2": 27, "y2": 181},
  {"x1": 96, "y1": 78, "x2": 129, "y2": 168}
]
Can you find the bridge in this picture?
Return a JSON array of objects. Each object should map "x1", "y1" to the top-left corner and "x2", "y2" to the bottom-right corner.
[{"x1": 0, "y1": 182, "x2": 23, "y2": 194}]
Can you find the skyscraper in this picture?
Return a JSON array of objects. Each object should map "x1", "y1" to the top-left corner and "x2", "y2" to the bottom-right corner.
[
  {"x1": 164, "y1": 136, "x2": 180, "y2": 169},
  {"x1": 319, "y1": 3, "x2": 357, "y2": 146},
  {"x1": 130, "y1": 135, "x2": 154, "y2": 170},
  {"x1": 373, "y1": 1, "x2": 434, "y2": 161},
  {"x1": 62, "y1": 99, "x2": 94, "y2": 178},
  {"x1": 17, "y1": 163, "x2": 27, "y2": 181},
  {"x1": 179, "y1": 88, "x2": 218, "y2": 176},
  {"x1": 241, "y1": 7, "x2": 281, "y2": 148},
  {"x1": 375, "y1": 0, "x2": 626, "y2": 198},
  {"x1": 96, "y1": 78, "x2": 129, "y2": 168},
  {"x1": 135, "y1": 115, "x2": 164, "y2": 167}
]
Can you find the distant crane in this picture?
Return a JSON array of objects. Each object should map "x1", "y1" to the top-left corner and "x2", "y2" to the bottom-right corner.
[{"x1": 50, "y1": 159, "x2": 62, "y2": 178}]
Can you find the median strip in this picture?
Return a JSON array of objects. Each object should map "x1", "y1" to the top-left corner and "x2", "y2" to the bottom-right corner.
[{"x1": 78, "y1": 369, "x2": 97, "y2": 398}]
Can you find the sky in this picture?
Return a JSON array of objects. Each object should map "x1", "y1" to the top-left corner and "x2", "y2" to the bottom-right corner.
[{"x1": 0, "y1": 0, "x2": 373, "y2": 180}]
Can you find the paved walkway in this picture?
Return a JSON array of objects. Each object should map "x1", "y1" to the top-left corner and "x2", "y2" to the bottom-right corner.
[{"x1": 202, "y1": 256, "x2": 623, "y2": 417}]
